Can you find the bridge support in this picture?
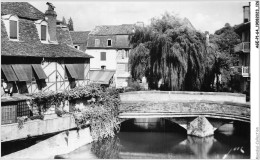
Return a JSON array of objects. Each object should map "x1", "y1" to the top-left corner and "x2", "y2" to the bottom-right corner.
[{"x1": 187, "y1": 116, "x2": 214, "y2": 137}]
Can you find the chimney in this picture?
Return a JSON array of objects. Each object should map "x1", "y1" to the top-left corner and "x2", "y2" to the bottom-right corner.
[
  {"x1": 243, "y1": 4, "x2": 250, "y2": 23},
  {"x1": 45, "y1": 2, "x2": 57, "y2": 42}
]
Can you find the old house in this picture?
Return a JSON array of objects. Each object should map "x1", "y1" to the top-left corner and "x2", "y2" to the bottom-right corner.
[
  {"x1": 70, "y1": 31, "x2": 90, "y2": 52},
  {"x1": 86, "y1": 24, "x2": 136, "y2": 88},
  {"x1": 1, "y1": 2, "x2": 93, "y2": 126},
  {"x1": 1, "y1": 2, "x2": 93, "y2": 97},
  {"x1": 233, "y1": 4, "x2": 250, "y2": 93}
]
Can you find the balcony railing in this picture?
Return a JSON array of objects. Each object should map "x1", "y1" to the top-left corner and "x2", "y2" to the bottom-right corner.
[
  {"x1": 234, "y1": 42, "x2": 250, "y2": 53},
  {"x1": 231, "y1": 66, "x2": 250, "y2": 77}
]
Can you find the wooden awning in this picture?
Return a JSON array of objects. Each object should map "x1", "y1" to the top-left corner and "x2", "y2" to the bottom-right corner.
[
  {"x1": 65, "y1": 64, "x2": 78, "y2": 79},
  {"x1": 11, "y1": 65, "x2": 29, "y2": 81},
  {"x1": 1, "y1": 65, "x2": 18, "y2": 81},
  {"x1": 32, "y1": 64, "x2": 47, "y2": 79},
  {"x1": 89, "y1": 70, "x2": 115, "y2": 85}
]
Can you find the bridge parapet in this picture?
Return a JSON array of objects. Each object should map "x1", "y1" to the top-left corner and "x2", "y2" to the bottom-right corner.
[
  {"x1": 120, "y1": 91, "x2": 246, "y2": 103},
  {"x1": 119, "y1": 101, "x2": 250, "y2": 122}
]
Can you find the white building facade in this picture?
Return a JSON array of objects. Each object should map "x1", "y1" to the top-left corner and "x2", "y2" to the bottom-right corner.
[{"x1": 86, "y1": 24, "x2": 134, "y2": 88}]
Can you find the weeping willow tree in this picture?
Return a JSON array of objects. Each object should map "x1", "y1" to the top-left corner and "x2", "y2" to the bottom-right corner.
[{"x1": 129, "y1": 12, "x2": 217, "y2": 91}]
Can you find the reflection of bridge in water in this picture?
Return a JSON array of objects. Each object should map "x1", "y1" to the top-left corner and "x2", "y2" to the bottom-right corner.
[{"x1": 119, "y1": 91, "x2": 250, "y2": 137}]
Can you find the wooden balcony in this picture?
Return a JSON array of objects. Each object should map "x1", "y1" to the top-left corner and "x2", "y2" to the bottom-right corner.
[{"x1": 234, "y1": 42, "x2": 250, "y2": 53}]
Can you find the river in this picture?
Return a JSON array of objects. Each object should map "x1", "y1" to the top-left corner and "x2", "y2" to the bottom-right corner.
[
  {"x1": 56, "y1": 118, "x2": 250, "y2": 159},
  {"x1": 2, "y1": 118, "x2": 250, "y2": 159}
]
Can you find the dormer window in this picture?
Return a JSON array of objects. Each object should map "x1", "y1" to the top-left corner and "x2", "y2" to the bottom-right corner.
[
  {"x1": 107, "y1": 39, "x2": 112, "y2": 47},
  {"x1": 2, "y1": 14, "x2": 19, "y2": 41},
  {"x1": 10, "y1": 20, "x2": 18, "y2": 39},
  {"x1": 41, "y1": 25, "x2": 47, "y2": 41},
  {"x1": 35, "y1": 20, "x2": 48, "y2": 43}
]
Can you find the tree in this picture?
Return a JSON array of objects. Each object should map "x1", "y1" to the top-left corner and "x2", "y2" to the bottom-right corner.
[
  {"x1": 62, "y1": 16, "x2": 67, "y2": 25},
  {"x1": 210, "y1": 24, "x2": 241, "y2": 91},
  {"x1": 67, "y1": 17, "x2": 74, "y2": 31},
  {"x1": 129, "y1": 12, "x2": 216, "y2": 91}
]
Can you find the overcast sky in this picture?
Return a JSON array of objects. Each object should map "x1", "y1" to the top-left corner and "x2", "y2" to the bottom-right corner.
[{"x1": 29, "y1": 1, "x2": 249, "y2": 34}]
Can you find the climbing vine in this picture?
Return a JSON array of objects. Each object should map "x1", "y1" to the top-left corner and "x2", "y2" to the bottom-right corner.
[{"x1": 27, "y1": 84, "x2": 121, "y2": 140}]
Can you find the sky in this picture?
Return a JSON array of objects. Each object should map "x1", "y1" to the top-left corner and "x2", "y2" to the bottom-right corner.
[{"x1": 28, "y1": 1, "x2": 249, "y2": 34}]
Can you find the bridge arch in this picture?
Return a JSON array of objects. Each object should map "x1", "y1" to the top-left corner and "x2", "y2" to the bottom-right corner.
[
  {"x1": 118, "y1": 117, "x2": 187, "y2": 133},
  {"x1": 119, "y1": 91, "x2": 250, "y2": 137}
]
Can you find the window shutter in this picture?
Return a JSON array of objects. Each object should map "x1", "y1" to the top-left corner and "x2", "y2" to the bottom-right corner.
[
  {"x1": 32, "y1": 64, "x2": 47, "y2": 79},
  {"x1": 23, "y1": 64, "x2": 33, "y2": 82},
  {"x1": 41, "y1": 25, "x2": 47, "y2": 41},
  {"x1": 125, "y1": 64, "x2": 128, "y2": 72},
  {"x1": 65, "y1": 64, "x2": 78, "y2": 79},
  {"x1": 11, "y1": 65, "x2": 29, "y2": 81},
  {"x1": 73, "y1": 64, "x2": 84, "y2": 79},
  {"x1": 101, "y1": 52, "x2": 106, "y2": 61},
  {"x1": 10, "y1": 20, "x2": 17, "y2": 39},
  {"x1": 1, "y1": 65, "x2": 18, "y2": 81}
]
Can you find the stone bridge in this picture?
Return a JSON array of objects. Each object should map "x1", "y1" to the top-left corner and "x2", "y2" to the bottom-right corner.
[{"x1": 118, "y1": 91, "x2": 250, "y2": 137}]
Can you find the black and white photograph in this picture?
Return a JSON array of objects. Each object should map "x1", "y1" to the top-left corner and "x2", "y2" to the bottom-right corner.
[{"x1": 1, "y1": 0, "x2": 259, "y2": 159}]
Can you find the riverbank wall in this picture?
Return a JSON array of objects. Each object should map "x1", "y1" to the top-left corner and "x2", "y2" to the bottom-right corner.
[{"x1": 2, "y1": 127, "x2": 93, "y2": 159}]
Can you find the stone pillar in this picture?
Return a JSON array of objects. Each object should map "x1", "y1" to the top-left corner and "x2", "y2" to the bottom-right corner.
[{"x1": 187, "y1": 116, "x2": 214, "y2": 137}]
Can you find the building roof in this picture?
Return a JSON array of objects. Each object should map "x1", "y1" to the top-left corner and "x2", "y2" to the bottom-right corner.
[
  {"x1": 1, "y1": 2, "x2": 93, "y2": 59},
  {"x1": 1, "y1": 2, "x2": 45, "y2": 20},
  {"x1": 70, "y1": 31, "x2": 90, "y2": 44},
  {"x1": 87, "y1": 24, "x2": 134, "y2": 49},
  {"x1": 56, "y1": 26, "x2": 73, "y2": 46},
  {"x1": 89, "y1": 24, "x2": 135, "y2": 36}
]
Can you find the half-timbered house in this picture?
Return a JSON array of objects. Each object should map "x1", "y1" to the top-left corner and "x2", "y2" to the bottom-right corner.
[{"x1": 1, "y1": 2, "x2": 93, "y2": 97}]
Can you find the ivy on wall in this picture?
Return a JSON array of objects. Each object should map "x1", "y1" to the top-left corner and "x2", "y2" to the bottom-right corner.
[{"x1": 27, "y1": 84, "x2": 121, "y2": 140}]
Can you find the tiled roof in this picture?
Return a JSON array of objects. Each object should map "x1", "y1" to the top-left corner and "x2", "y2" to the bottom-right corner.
[
  {"x1": 1, "y1": 40, "x2": 93, "y2": 58},
  {"x1": 1, "y1": 2, "x2": 45, "y2": 20},
  {"x1": 1, "y1": 3, "x2": 93, "y2": 59},
  {"x1": 89, "y1": 24, "x2": 135, "y2": 35},
  {"x1": 70, "y1": 31, "x2": 90, "y2": 44},
  {"x1": 56, "y1": 26, "x2": 73, "y2": 46},
  {"x1": 87, "y1": 35, "x2": 130, "y2": 49}
]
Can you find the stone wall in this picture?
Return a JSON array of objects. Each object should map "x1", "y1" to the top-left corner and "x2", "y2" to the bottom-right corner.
[
  {"x1": 2, "y1": 127, "x2": 93, "y2": 159},
  {"x1": 120, "y1": 91, "x2": 246, "y2": 103}
]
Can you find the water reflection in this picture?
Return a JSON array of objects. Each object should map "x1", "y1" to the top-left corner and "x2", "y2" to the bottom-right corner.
[{"x1": 58, "y1": 118, "x2": 250, "y2": 159}]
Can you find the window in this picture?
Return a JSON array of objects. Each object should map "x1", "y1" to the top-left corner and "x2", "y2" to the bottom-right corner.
[
  {"x1": 35, "y1": 20, "x2": 48, "y2": 43},
  {"x1": 101, "y1": 66, "x2": 106, "y2": 70},
  {"x1": 2, "y1": 15, "x2": 19, "y2": 41},
  {"x1": 95, "y1": 39, "x2": 100, "y2": 47},
  {"x1": 101, "y1": 52, "x2": 106, "y2": 61},
  {"x1": 10, "y1": 20, "x2": 18, "y2": 39},
  {"x1": 41, "y1": 25, "x2": 47, "y2": 41},
  {"x1": 107, "y1": 39, "x2": 112, "y2": 47}
]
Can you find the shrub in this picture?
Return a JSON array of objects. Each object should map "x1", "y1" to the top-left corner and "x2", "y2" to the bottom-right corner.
[{"x1": 27, "y1": 84, "x2": 121, "y2": 140}]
